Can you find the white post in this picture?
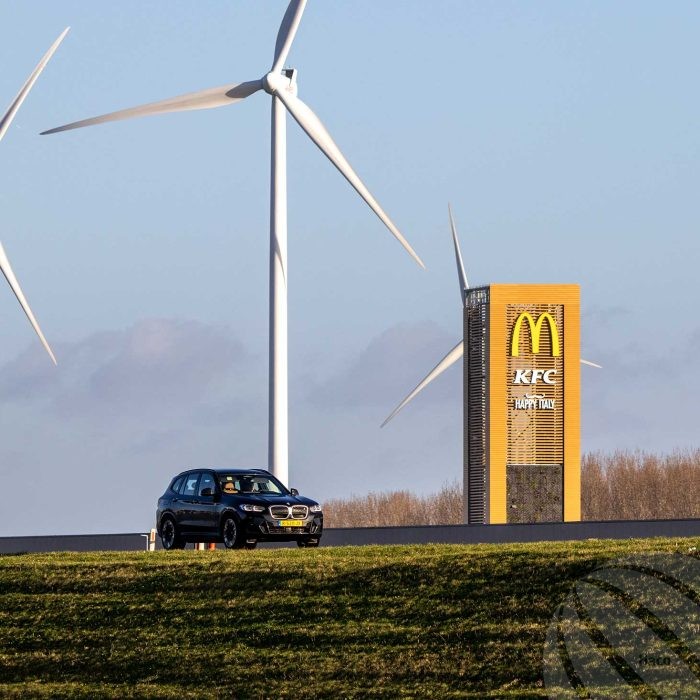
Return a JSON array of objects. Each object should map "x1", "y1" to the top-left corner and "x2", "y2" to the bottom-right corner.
[{"x1": 269, "y1": 95, "x2": 289, "y2": 487}]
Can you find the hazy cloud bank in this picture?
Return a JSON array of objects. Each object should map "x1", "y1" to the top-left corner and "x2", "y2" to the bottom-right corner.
[
  {"x1": 1, "y1": 309, "x2": 698, "y2": 536},
  {"x1": 0, "y1": 317, "x2": 463, "y2": 535},
  {"x1": 0, "y1": 318, "x2": 247, "y2": 419}
]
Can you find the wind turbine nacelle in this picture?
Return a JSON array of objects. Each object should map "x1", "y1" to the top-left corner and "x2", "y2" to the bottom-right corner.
[{"x1": 263, "y1": 69, "x2": 298, "y2": 97}]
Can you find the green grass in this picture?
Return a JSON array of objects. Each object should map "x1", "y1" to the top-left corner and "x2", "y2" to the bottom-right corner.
[{"x1": 0, "y1": 537, "x2": 697, "y2": 698}]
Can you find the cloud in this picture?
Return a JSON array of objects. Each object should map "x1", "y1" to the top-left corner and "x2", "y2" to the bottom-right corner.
[
  {"x1": 86, "y1": 318, "x2": 244, "y2": 407},
  {"x1": 6, "y1": 310, "x2": 698, "y2": 536},
  {"x1": 0, "y1": 318, "x2": 268, "y2": 536},
  {"x1": 308, "y1": 320, "x2": 462, "y2": 410},
  {"x1": 579, "y1": 311, "x2": 700, "y2": 452},
  {"x1": 0, "y1": 318, "x2": 466, "y2": 535},
  {"x1": 288, "y1": 321, "x2": 464, "y2": 501},
  {"x1": 0, "y1": 318, "x2": 247, "y2": 419}
]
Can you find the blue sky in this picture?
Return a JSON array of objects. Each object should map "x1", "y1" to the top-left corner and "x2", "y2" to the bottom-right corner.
[{"x1": 0, "y1": 1, "x2": 699, "y2": 535}]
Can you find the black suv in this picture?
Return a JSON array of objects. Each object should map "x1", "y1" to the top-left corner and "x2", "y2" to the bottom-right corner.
[{"x1": 156, "y1": 468, "x2": 323, "y2": 550}]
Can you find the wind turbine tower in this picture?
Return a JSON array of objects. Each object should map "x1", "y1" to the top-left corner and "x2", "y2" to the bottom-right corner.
[{"x1": 43, "y1": 2, "x2": 423, "y2": 486}]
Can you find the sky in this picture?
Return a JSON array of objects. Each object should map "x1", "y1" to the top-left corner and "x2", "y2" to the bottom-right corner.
[{"x1": 0, "y1": 1, "x2": 699, "y2": 536}]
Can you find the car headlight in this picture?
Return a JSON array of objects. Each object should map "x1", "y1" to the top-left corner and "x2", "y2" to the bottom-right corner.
[
  {"x1": 240, "y1": 504, "x2": 265, "y2": 512},
  {"x1": 309, "y1": 504, "x2": 322, "y2": 513}
]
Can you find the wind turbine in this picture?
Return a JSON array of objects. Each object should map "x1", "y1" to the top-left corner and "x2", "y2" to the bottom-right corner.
[
  {"x1": 1, "y1": 27, "x2": 69, "y2": 366},
  {"x1": 42, "y1": 2, "x2": 423, "y2": 486},
  {"x1": 381, "y1": 205, "x2": 600, "y2": 427}
]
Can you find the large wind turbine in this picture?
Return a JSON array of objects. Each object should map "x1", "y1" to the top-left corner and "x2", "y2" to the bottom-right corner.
[
  {"x1": 42, "y1": 2, "x2": 423, "y2": 486},
  {"x1": 1, "y1": 28, "x2": 69, "y2": 366},
  {"x1": 382, "y1": 205, "x2": 600, "y2": 427}
]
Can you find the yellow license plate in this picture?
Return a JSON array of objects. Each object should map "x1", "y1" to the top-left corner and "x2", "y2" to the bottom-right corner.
[{"x1": 279, "y1": 519, "x2": 304, "y2": 527}]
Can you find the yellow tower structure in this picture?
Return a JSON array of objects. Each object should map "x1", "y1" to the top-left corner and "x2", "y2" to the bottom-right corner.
[{"x1": 464, "y1": 284, "x2": 580, "y2": 524}]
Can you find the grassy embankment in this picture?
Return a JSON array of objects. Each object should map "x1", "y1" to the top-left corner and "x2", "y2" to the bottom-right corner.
[{"x1": 0, "y1": 537, "x2": 698, "y2": 698}]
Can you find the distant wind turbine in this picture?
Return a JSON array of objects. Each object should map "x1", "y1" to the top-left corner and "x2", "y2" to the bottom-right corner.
[
  {"x1": 1, "y1": 27, "x2": 69, "y2": 365},
  {"x1": 381, "y1": 205, "x2": 600, "y2": 427},
  {"x1": 42, "y1": 2, "x2": 423, "y2": 486}
]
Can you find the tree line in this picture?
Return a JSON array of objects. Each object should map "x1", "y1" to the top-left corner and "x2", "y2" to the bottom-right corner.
[{"x1": 323, "y1": 449, "x2": 700, "y2": 527}]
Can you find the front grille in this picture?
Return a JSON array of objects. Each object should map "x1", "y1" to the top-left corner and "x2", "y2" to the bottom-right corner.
[
  {"x1": 267, "y1": 526, "x2": 307, "y2": 535},
  {"x1": 268, "y1": 505, "x2": 309, "y2": 519},
  {"x1": 269, "y1": 505, "x2": 290, "y2": 519}
]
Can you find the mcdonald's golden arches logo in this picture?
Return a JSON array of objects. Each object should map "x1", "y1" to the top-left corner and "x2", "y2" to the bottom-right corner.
[{"x1": 511, "y1": 312, "x2": 561, "y2": 357}]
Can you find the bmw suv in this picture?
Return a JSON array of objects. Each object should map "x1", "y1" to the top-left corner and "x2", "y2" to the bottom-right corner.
[{"x1": 156, "y1": 468, "x2": 323, "y2": 550}]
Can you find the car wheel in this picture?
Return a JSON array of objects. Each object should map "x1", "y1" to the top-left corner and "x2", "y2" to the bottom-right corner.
[
  {"x1": 297, "y1": 538, "x2": 320, "y2": 548},
  {"x1": 244, "y1": 540, "x2": 258, "y2": 550},
  {"x1": 222, "y1": 515, "x2": 243, "y2": 549},
  {"x1": 160, "y1": 516, "x2": 184, "y2": 551}
]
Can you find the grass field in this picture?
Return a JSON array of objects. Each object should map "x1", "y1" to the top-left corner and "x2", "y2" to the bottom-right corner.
[{"x1": 0, "y1": 537, "x2": 698, "y2": 698}]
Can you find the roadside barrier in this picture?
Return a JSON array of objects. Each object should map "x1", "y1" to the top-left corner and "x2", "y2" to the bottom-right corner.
[{"x1": 1, "y1": 518, "x2": 699, "y2": 554}]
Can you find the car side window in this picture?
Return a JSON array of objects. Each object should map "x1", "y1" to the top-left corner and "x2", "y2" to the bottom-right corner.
[
  {"x1": 172, "y1": 476, "x2": 184, "y2": 494},
  {"x1": 198, "y1": 473, "x2": 215, "y2": 497},
  {"x1": 182, "y1": 473, "x2": 200, "y2": 497}
]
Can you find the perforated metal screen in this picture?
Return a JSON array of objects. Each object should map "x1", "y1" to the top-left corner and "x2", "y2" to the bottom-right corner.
[
  {"x1": 506, "y1": 464, "x2": 563, "y2": 523},
  {"x1": 464, "y1": 288, "x2": 489, "y2": 524}
]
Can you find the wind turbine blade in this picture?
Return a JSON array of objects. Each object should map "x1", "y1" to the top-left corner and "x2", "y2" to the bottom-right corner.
[
  {"x1": 381, "y1": 340, "x2": 463, "y2": 428},
  {"x1": 581, "y1": 359, "x2": 602, "y2": 368},
  {"x1": 0, "y1": 242, "x2": 56, "y2": 364},
  {"x1": 272, "y1": 0, "x2": 308, "y2": 73},
  {"x1": 448, "y1": 203, "x2": 469, "y2": 304},
  {"x1": 41, "y1": 80, "x2": 262, "y2": 135},
  {"x1": 277, "y1": 90, "x2": 425, "y2": 269},
  {"x1": 0, "y1": 27, "x2": 70, "y2": 143}
]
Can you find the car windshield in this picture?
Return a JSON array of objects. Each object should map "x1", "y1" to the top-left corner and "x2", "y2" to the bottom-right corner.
[{"x1": 219, "y1": 474, "x2": 287, "y2": 495}]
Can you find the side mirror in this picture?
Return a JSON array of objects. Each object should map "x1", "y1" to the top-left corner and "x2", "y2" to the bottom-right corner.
[
  {"x1": 201, "y1": 488, "x2": 214, "y2": 497},
  {"x1": 290, "y1": 488, "x2": 299, "y2": 496}
]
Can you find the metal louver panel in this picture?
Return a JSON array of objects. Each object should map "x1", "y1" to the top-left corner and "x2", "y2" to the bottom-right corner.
[
  {"x1": 506, "y1": 304, "x2": 564, "y2": 466},
  {"x1": 464, "y1": 287, "x2": 489, "y2": 524}
]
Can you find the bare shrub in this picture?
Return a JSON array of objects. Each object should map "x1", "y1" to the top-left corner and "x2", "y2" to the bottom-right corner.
[
  {"x1": 581, "y1": 449, "x2": 700, "y2": 520},
  {"x1": 323, "y1": 450, "x2": 700, "y2": 527},
  {"x1": 323, "y1": 480, "x2": 462, "y2": 528}
]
